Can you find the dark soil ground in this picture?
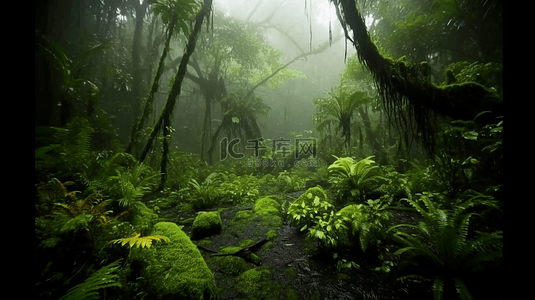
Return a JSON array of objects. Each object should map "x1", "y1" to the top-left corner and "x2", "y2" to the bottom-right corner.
[{"x1": 159, "y1": 191, "x2": 433, "y2": 300}]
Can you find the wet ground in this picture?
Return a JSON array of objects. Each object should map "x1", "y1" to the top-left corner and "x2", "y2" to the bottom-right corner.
[{"x1": 158, "y1": 192, "x2": 432, "y2": 300}]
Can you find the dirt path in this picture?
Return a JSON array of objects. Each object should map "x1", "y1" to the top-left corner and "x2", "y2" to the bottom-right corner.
[{"x1": 167, "y1": 194, "x2": 431, "y2": 299}]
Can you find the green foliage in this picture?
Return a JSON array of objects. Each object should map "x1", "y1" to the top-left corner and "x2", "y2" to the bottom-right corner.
[
  {"x1": 388, "y1": 192, "x2": 502, "y2": 300},
  {"x1": 166, "y1": 151, "x2": 204, "y2": 189},
  {"x1": 58, "y1": 259, "x2": 122, "y2": 300},
  {"x1": 187, "y1": 172, "x2": 223, "y2": 210},
  {"x1": 328, "y1": 155, "x2": 386, "y2": 203},
  {"x1": 217, "y1": 173, "x2": 260, "y2": 204},
  {"x1": 148, "y1": 0, "x2": 201, "y2": 36},
  {"x1": 377, "y1": 165, "x2": 412, "y2": 202},
  {"x1": 109, "y1": 232, "x2": 170, "y2": 249},
  {"x1": 287, "y1": 187, "x2": 333, "y2": 230},
  {"x1": 443, "y1": 61, "x2": 502, "y2": 93},
  {"x1": 276, "y1": 170, "x2": 306, "y2": 193},
  {"x1": 313, "y1": 86, "x2": 371, "y2": 152},
  {"x1": 35, "y1": 117, "x2": 94, "y2": 178},
  {"x1": 36, "y1": 34, "x2": 103, "y2": 120},
  {"x1": 107, "y1": 163, "x2": 160, "y2": 209}
]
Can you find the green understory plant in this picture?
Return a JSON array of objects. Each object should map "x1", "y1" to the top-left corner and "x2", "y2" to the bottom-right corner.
[
  {"x1": 388, "y1": 192, "x2": 502, "y2": 300},
  {"x1": 187, "y1": 172, "x2": 223, "y2": 210},
  {"x1": 217, "y1": 173, "x2": 260, "y2": 204},
  {"x1": 57, "y1": 259, "x2": 123, "y2": 300},
  {"x1": 108, "y1": 163, "x2": 160, "y2": 209},
  {"x1": 287, "y1": 187, "x2": 334, "y2": 232},
  {"x1": 328, "y1": 155, "x2": 386, "y2": 203}
]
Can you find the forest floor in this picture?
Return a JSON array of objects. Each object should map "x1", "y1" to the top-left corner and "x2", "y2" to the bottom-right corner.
[{"x1": 159, "y1": 191, "x2": 432, "y2": 300}]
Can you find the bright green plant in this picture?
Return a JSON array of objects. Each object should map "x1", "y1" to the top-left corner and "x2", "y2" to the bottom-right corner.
[
  {"x1": 328, "y1": 155, "x2": 386, "y2": 203},
  {"x1": 57, "y1": 259, "x2": 123, "y2": 300},
  {"x1": 388, "y1": 192, "x2": 502, "y2": 300},
  {"x1": 188, "y1": 172, "x2": 223, "y2": 210},
  {"x1": 109, "y1": 232, "x2": 170, "y2": 249},
  {"x1": 217, "y1": 173, "x2": 260, "y2": 204},
  {"x1": 287, "y1": 187, "x2": 334, "y2": 231},
  {"x1": 276, "y1": 170, "x2": 306, "y2": 193},
  {"x1": 377, "y1": 165, "x2": 412, "y2": 202},
  {"x1": 108, "y1": 163, "x2": 160, "y2": 208},
  {"x1": 348, "y1": 199, "x2": 392, "y2": 253}
]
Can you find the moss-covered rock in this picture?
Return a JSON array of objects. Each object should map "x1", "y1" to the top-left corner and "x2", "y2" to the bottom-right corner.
[
  {"x1": 253, "y1": 197, "x2": 280, "y2": 216},
  {"x1": 131, "y1": 222, "x2": 218, "y2": 299},
  {"x1": 287, "y1": 288, "x2": 299, "y2": 300},
  {"x1": 230, "y1": 198, "x2": 283, "y2": 237},
  {"x1": 192, "y1": 211, "x2": 222, "y2": 239},
  {"x1": 235, "y1": 266, "x2": 282, "y2": 299},
  {"x1": 211, "y1": 255, "x2": 253, "y2": 276}
]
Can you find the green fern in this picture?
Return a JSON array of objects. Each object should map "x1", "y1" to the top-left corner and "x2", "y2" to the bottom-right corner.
[
  {"x1": 35, "y1": 117, "x2": 93, "y2": 176},
  {"x1": 109, "y1": 163, "x2": 160, "y2": 208},
  {"x1": 328, "y1": 155, "x2": 386, "y2": 202},
  {"x1": 58, "y1": 259, "x2": 122, "y2": 300},
  {"x1": 109, "y1": 232, "x2": 170, "y2": 249},
  {"x1": 388, "y1": 192, "x2": 502, "y2": 300}
]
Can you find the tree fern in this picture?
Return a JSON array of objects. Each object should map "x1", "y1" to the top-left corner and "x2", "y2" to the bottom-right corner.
[{"x1": 58, "y1": 259, "x2": 122, "y2": 300}]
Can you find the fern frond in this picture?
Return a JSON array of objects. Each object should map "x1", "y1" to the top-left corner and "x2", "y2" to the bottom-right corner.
[
  {"x1": 454, "y1": 279, "x2": 475, "y2": 300},
  {"x1": 58, "y1": 259, "x2": 122, "y2": 300},
  {"x1": 109, "y1": 233, "x2": 170, "y2": 249}
]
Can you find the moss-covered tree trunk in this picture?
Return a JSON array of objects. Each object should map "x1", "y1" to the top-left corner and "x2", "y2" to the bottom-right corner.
[
  {"x1": 332, "y1": 0, "x2": 502, "y2": 154},
  {"x1": 138, "y1": 0, "x2": 213, "y2": 191},
  {"x1": 126, "y1": 14, "x2": 178, "y2": 155}
]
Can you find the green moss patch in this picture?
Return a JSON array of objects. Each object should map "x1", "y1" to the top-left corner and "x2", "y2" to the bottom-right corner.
[
  {"x1": 131, "y1": 222, "x2": 218, "y2": 299},
  {"x1": 235, "y1": 266, "x2": 283, "y2": 299},
  {"x1": 192, "y1": 211, "x2": 222, "y2": 239},
  {"x1": 211, "y1": 256, "x2": 254, "y2": 276},
  {"x1": 253, "y1": 197, "x2": 281, "y2": 216}
]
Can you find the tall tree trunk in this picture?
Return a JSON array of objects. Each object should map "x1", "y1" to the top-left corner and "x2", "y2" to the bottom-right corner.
[
  {"x1": 131, "y1": 0, "x2": 149, "y2": 130},
  {"x1": 137, "y1": 0, "x2": 213, "y2": 190},
  {"x1": 126, "y1": 14, "x2": 178, "y2": 154}
]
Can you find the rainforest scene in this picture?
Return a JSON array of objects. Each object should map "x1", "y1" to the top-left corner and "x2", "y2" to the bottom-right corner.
[{"x1": 35, "y1": 0, "x2": 503, "y2": 299}]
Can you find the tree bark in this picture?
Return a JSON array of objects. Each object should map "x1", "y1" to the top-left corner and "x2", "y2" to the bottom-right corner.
[
  {"x1": 137, "y1": 0, "x2": 213, "y2": 190},
  {"x1": 332, "y1": 0, "x2": 502, "y2": 154},
  {"x1": 126, "y1": 14, "x2": 178, "y2": 155},
  {"x1": 131, "y1": 0, "x2": 149, "y2": 128}
]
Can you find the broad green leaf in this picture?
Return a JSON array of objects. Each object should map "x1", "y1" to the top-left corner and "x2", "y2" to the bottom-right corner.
[{"x1": 462, "y1": 131, "x2": 478, "y2": 140}]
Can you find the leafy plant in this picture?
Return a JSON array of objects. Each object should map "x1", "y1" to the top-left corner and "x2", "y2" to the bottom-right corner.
[
  {"x1": 36, "y1": 34, "x2": 104, "y2": 126},
  {"x1": 187, "y1": 172, "x2": 223, "y2": 210},
  {"x1": 57, "y1": 259, "x2": 123, "y2": 300},
  {"x1": 276, "y1": 170, "x2": 306, "y2": 193},
  {"x1": 349, "y1": 199, "x2": 393, "y2": 253},
  {"x1": 35, "y1": 117, "x2": 94, "y2": 178},
  {"x1": 287, "y1": 187, "x2": 334, "y2": 231},
  {"x1": 388, "y1": 192, "x2": 502, "y2": 300},
  {"x1": 109, "y1": 232, "x2": 170, "y2": 249},
  {"x1": 217, "y1": 173, "x2": 260, "y2": 204},
  {"x1": 328, "y1": 155, "x2": 386, "y2": 203},
  {"x1": 377, "y1": 165, "x2": 412, "y2": 202},
  {"x1": 108, "y1": 163, "x2": 160, "y2": 208}
]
